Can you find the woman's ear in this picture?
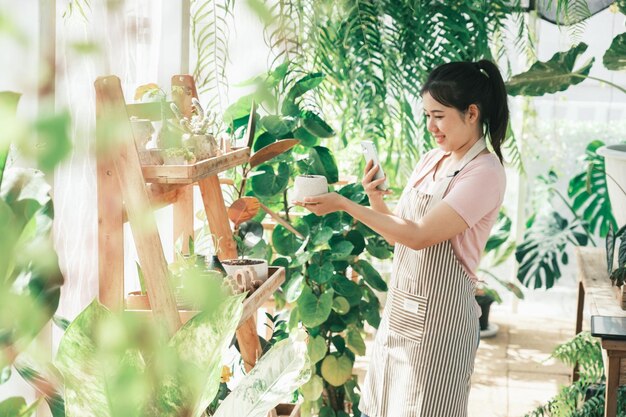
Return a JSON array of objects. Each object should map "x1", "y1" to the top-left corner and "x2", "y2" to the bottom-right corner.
[{"x1": 467, "y1": 104, "x2": 480, "y2": 124}]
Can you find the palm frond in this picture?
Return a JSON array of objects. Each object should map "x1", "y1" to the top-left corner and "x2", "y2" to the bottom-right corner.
[{"x1": 191, "y1": 0, "x2": 233, "y2": 112}]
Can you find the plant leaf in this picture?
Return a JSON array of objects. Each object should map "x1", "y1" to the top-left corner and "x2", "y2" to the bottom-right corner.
[
  {"x1": 297, "y1": 286, "x2": 334, "y2": 328},
  {"x1": 301, "y1": 111, "x2": 335, "y2": 138},
  {"x1": 506, "y1": 43, "x2": 594, "y2": 96},
  {"x1": 603, "y1": 32, "x2": 626, "y2": 71},
  {"x1": 352, "y1": 259, "x2": 388, "y2": 292},
  {"x1": 213, "y1": 330, "x2": 311, "y2": 417},
  {"x1": 228, "y1": 197, "x2": 261, "y2": 226},
  {"x1": 250, "y1": 163, "x2": 290, "y2": 197},
  {"x1": 249, "y1": 139, "x2": 300, "y2": 168},
  {"x1": 320, "y1": 353, "x2": 353, "y2": 387}
]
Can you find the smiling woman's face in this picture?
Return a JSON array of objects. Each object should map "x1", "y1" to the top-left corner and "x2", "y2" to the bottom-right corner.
[{"x1": 422, "y1": 91, "x2": 481, "y2": 154}]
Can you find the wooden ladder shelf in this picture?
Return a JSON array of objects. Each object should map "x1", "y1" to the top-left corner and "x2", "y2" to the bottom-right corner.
[{"x1": 95, "y1": 74, "x2": 283, "y2": 371}]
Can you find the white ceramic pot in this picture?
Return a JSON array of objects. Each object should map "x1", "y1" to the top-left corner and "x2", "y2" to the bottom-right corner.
[
  {"x1": 598, "y1": 144, "x2": 626, "y2": 227},
  {"x1": 292, "y1": 175, "x2": 328, "y2": 203},
  {"x1": 221, "y1": 258, "x2": 269, "y2": 281}
]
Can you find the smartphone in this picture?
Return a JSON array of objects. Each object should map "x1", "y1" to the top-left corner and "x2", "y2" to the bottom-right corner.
[{"x1": 361, "y1": 141, "x2": 389, "y2": 191}]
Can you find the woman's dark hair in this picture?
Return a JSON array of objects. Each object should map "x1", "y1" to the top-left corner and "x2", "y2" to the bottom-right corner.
[{"x1": 420, "y1": 60, "x2": 509, "y2": 164}]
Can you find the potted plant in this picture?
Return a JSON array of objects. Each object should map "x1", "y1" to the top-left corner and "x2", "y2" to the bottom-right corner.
[
  {"x1": 597, "y1": 145, "x2": 626, "y2": 228},
  {"x1": 221, "y1": 233, "x2": 269, "y2": 281},
  {"x1": 170, "y1": 97, "x2": 221, "y2": 161},
  {"x1": 292, "y1": 174, "x2": 328, "y2": 204},
  {"x1": 126, "y1": 262, "x2": 151, "y2": 310}
]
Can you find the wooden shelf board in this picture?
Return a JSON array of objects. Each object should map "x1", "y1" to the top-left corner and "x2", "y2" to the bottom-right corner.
[
  {"x1": 125, "y1": 266, "x2": 285, "y2": 328},
  {"x1": 141, "y1": 147, "x2": 250, "y2": 184}
]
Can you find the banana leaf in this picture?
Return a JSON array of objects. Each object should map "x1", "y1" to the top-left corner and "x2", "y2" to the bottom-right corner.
[
  {"x1": 516, "y1": 211, "x2": 589, "y2": 289},
  {"x1": 213, "y1": 330, "x2": 311, "y2": 417},
  {"x1": 506, "y1": 43, "x2": 594, "y2": 96},
  {"x1": 603, "y1": 32, "x2": 626, "y2": 71}
]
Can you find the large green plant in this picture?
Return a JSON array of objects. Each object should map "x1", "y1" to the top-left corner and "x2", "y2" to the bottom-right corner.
[
  {"x1": 222, "y1": 64, "x2": 391, "y2": 416},
  {"x1": 53, "y1": 293, "x2": 310, "y2": 417},
  {"x1": 524, "y1": 332, "x2": 615, "y2": 417}
]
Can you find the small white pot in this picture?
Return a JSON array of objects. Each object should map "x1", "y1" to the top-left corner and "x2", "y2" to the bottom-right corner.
[
  {"x1": 221, "y1": 258, "x2": 269, "y2": 281},
  {"x1": 292, "y1": 175, "x2": 328, "y2": 203},
  {"x1": 184, "y1": 133, "x2": 218, "y2": 161},
  {"x1": 598, "y1": 144, "x2": 626, "y2": 227}
]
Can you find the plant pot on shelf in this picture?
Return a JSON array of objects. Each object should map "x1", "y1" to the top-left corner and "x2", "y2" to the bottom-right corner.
[
  {"x1": 183, "y1": 133, "x2": 219, "y2": 161},
  {"x1": 292, "y1": 175, "x2": 328, "y2": 203},
  {"x1": 274, "y1": 403, "x2": 301, "y2": 417},
  {"x1": 221, "y1": 258, "x2": 268, "y2": 281},
  {"x1": 475, "y1": 294, "x2": 499, "y2": 338},
  {"x1": 126, "y1": 291, "x2": 150, "y2": 310},
  {"x1": 598, "y1": 144, "x2": 626, "y2": 227}
]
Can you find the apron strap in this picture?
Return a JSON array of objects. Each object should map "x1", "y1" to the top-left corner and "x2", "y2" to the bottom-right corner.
[{"x1": 429, "y1": 137, "x2": 487, "y2": 206}]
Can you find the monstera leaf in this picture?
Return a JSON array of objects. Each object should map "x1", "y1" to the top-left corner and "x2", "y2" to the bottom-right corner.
[
  {"x1": 213, "y1": 330, "x2": 311, "y2": 417},
  {"x1": 568, "y1": 140, "x2": 616, "y2": 237},
  {"x1": 516, "y1": 212, "x2": 589, "y2": 289},
  {"x1": 506, "y1": 43, "x2": 594, "y2": 96},
  {"x1": 603, "y1": 33, "x2": 626, "y2": 71}
]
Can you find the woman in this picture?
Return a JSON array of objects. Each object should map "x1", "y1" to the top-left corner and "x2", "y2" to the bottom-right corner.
[{"x1": 297, "y1": 60, "x2": 508, "y2": 417}]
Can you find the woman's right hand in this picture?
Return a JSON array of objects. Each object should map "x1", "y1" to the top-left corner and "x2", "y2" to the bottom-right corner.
[{"x1": 362, "y1": 159, "x2": 392, "y2": 199}]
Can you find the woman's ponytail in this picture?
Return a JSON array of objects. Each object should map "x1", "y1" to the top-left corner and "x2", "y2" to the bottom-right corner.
[{"x1": 476, "y1": 60, "x2": 508, "y2": 164}]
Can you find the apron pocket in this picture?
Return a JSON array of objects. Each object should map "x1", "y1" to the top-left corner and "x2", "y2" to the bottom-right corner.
[{"x1": 388, "y1": 287, "x2": 428, "y2": 344}]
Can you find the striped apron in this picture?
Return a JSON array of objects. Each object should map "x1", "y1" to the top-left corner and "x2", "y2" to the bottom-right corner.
[{"x1": 359, "y1": 139, "x2": 486, "y2": 417}]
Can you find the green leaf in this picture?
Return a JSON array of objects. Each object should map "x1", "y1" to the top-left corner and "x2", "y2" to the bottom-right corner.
[
  {"x1": 506, "y1": 43, "x2": 594, "y2": 96},
  {"x1": 213, "y1": 330, "x2": 311, "y2": 417},
  {"x1": 302, "y1": 111, "x2": 335, "y2": 138},
  {"x1": 352, "y1": 260, "x2": 388, "y2": 292},
  {"x1": 484, "y1": 210, "x2": 512, "y2": 253},
  {"x1": 297, "y1": 286, "x2": 334, "y2": 328},
  {"x1": 568, "y1": 140, "x2": 616, "y2": 237},
  {"x1": 223, "y1": 94, "x2": 254, "y2": 126},
  {"x1": 0, "y1": 397, "x2": 36, "y2": 417},
  {"x1": 308, "y1": 262, "x2": 335, "y2": 284},
  {"x1": 365, "y1": 236, "x2": 394, "y2": 259},
  {"x1": 331, "y1": 277, "x2": 362, "y2": 307},
  {"x1": 250, "y1": 163, "x2": 290, "y2": 197},
  {"x1": 252, "y1": 132, "x2": 276, "y2": 152},
  {"x1": 155, "y1": 294, "x2": 245, "y2": 417},
  {"x1": 603, "y1": 33, "x2": 626, "y2": 71},
  {"x1": 516, "y1": 212, "x2": 588, "y2": 289},
  {"x1": 300, "y1": 374, "x2": 323, "y2": 401},
  {"x1": 311, "y1": 226, "x2": 334, "y2": 246},
  {"x1": 332, "y1": 296, "x2": 350, "y2": 315},
  {"x1": 319, "y1": 406, "x2": 337, "y2": 417},
  {"x1": 307, "y1": 335, "x2": 327, "y2": 364},
  {"x1": 293, "y1": 127, "x2": 319, "y2": 147},
  {"x1": 307, "y1": 146, "x2": 339, "y2": 184},
  {"x1": 282, "y1": 73, "x2": 325, "y2": 116},
  {"x1": 271, "y1": 222, "x2": 308, "y2": 256},
  {"x1": 320, "y1": 354, "x2": 353, "y2": 387},
  {"x1": 328, "y1": 236, "x2": 354, "y2": 261},
  {"x1": 284, "y1": 273, "x2": 305, "y2": 303},
  {"x1": 261, "y1": 115, "x2": 297, "y2": 137},
  {"x1": 345, "y1": 230, "x2": 366, "y2": 256},
  {"x1": 14, "y1": 356, "x2": 65, "y2": 417},
  {"x1": 346, "y1": 327, "x2": 366, "y2": 356}
]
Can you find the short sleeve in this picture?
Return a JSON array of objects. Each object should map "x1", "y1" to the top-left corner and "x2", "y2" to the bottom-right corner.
[{"x1": 443, "y1": 155, "x2": 505, "y2": 228}]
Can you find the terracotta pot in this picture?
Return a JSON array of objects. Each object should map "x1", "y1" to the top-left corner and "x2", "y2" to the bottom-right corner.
[{"x1": 126, "y1": 291, "x2": 150, "y2": 310}]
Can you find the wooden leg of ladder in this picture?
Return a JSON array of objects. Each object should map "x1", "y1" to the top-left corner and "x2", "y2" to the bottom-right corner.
[
  {"x1": 173, "y1": 185, "x2": 194, "y2": 256},
  {"x1": 97, "y1": 155, "x2": 124, "y2": 310},
  {"x1": 198, "y1": 174, "x2": 262, "y2": 371}
]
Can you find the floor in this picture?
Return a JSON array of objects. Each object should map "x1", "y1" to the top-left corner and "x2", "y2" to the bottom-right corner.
[{"x1": 354, "y1": 281, "x2": 581, "y2": 417}]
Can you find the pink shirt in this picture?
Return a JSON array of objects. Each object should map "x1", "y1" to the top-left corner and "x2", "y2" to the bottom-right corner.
[{"x1": 408, "y1": 148, "x2": 506, "y2": 282}]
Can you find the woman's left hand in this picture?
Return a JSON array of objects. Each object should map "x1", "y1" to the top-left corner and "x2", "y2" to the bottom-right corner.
[{"x1": 295, "y1": 192, "x2": 345, "y2": 216}]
